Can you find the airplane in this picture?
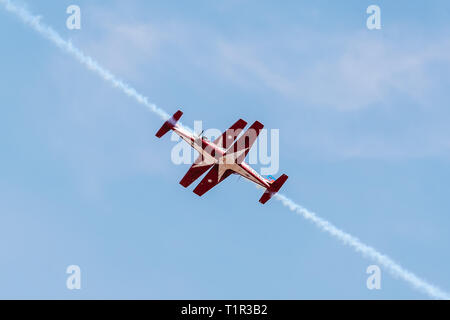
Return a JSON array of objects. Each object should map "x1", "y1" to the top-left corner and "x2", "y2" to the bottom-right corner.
[{"x1": 155, "y1": 110, "x2": 288, "y2": 204}]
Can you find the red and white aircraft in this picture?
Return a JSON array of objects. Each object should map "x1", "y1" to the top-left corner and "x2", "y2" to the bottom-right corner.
[{"x1": 155, "y1": 110, "x2": 288, "y2": 204}]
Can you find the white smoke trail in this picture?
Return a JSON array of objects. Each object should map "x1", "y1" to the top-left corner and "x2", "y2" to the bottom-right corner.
[
  {"x1": 275, "y1": 193, "x2": 450, "y2": 300},
  {"x1": 0, "y1": 0, "x2": 171, "y2": 122},
  {"x1": 2, "y1": 0, "x2": 449, "y2": 300}
]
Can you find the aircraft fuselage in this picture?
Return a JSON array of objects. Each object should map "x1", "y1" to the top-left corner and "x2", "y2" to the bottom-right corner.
[{"x1": 173, "y1": 126, "x2": 270, "y2": 189}]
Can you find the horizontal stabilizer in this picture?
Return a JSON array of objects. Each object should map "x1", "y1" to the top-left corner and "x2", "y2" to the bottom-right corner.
[
  {"x1": 155, "y1": 110, "x2": 183, "y2": 138},
  {"x1": 259, "y1": 174, "x2": 288, "y2": 204}
]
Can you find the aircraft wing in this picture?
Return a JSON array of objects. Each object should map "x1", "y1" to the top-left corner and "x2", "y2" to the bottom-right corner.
[
  {"x1": 179, "y1": 119, "x2": 247, "y2": 188},
  {"x1": 225, "y1": 121, "x2": 264, "y2": 164},
  {"x1": 193, "y1": 164, "x2": 233, "y2": 196},
  {"x1": 179, "y1": 160, "x2": 215, "y2": 188},
  {"x1": 213, "y1": 119, "x2": 247, "y2": 149}
]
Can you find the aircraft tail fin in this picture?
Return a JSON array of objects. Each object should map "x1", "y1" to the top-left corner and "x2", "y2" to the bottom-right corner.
[
  {"x1": 155, "y1": 110, "x2": 183, "y2": 138},
  {"x1": 259, "y1": 174, "x2": 288, "y2": 204}
]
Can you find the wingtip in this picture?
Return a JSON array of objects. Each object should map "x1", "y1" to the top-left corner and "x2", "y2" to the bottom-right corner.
[
  {"x1": 253, "y1": 120, "x2": 264, "y2": 130},
  {"x1": 174, "y1": 110, "x2": 183, "y2": 118},
  {"x1": 237, "y1": 119, "x2": 248, "y2": 126},
  {"x1": 179, "y1": 180, "x2": 189, "y2": 188}
]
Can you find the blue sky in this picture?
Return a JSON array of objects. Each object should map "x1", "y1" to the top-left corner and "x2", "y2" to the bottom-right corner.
[{"x1": 1, "y1": 0, "x2": 450, "y2": 299}]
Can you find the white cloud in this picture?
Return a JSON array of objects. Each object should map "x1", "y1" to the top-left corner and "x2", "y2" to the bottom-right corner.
[
  {"x1": 67, "y1": 3, "x2": 450, "y2": 114},
  {"x1": 214, "y1": 31, "x2": 450, "y2": 111},
  {"x1": 55, "y1": 4, "x2": 450, "y2": 159}
]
